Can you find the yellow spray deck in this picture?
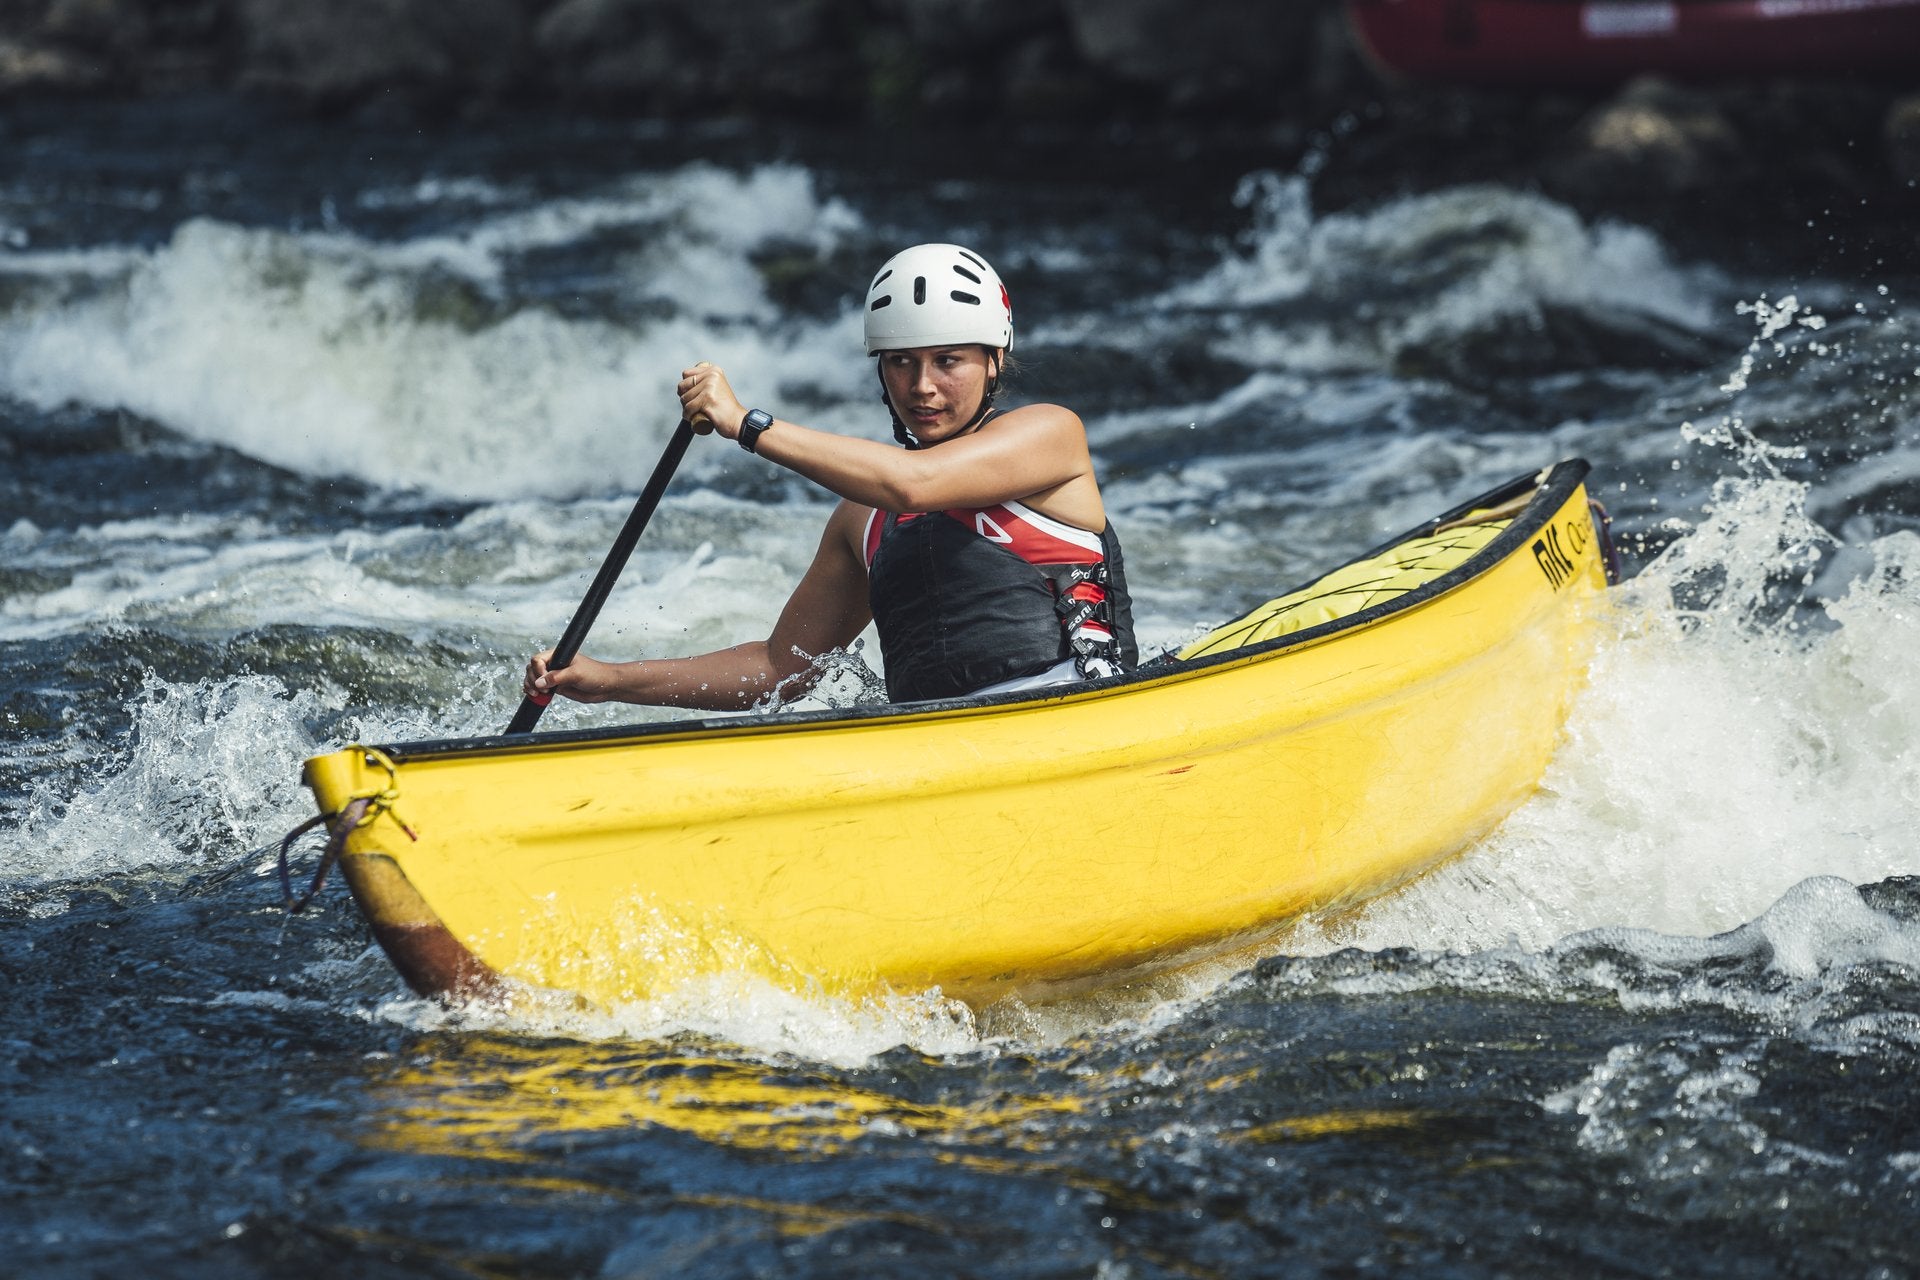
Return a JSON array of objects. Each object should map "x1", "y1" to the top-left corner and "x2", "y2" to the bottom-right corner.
[{"x1": 302, "y1": 461, "x2": 1615, "y2": 1010}]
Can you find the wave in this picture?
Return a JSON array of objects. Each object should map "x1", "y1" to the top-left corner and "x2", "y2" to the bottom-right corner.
[
  {"x1": 1285, "y1": 479, "x2": 1919, "y2": 956},
  {"x1": 8, "y1": 461, "x2": 1917, "y2": 1057},
  {"x1": 0, "y1": 164, "x2": 872, "y2": 501},
  {"x1": 3, "y1": 164, "x2": 1747, "y2": 503},
  {"x1": 1041, "y1": 174, "x2": 1730, "y2": 383}
]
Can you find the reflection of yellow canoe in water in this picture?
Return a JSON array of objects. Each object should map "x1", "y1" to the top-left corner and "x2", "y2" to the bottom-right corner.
[
  {"x1": 367, "y1": 1036, "x2": 1083, "y2": 1165},
  {"x1": 364, "y1": 1033, "x2": 1433, "y2": 1196},
  {"x1": 301, "y1": 460, "x2": 1616, "y2": 1010}
]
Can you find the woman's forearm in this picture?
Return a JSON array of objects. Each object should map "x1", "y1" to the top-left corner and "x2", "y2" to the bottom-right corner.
[
  {"x1": 751, "y1": 410, "x2": 1087, "y2": 515},
  {"x1": 604, "y1": 641, "x2": 818, "y2": 711},
  {"x1": 751, "y1": 420, "x2": 921, "y2": 511},
  {"x1": 678, "y1": 361, "x2": 1085, "y2": 514},
  {"x1": 529, "y1": 634, "x2": 842, "y2": 713}
]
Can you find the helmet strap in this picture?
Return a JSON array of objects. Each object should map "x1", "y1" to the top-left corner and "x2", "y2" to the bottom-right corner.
[
  {"x1": 963, "y1": 351, "x2": 1002, "y2": 430},
  {"x1": 876, "y1": 348, "x2": 1002, "y2": 448},
  {"x1": 877, "y1": 363, "x2": 922, "y2": 449}
]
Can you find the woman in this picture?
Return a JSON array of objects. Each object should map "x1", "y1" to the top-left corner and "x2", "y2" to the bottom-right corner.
[{"x1": 524, "y1": 243, "x2": 1135, "y2": 709}]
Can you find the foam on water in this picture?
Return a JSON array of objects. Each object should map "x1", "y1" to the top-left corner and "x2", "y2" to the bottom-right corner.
[
  {"x1": 373, "y1": 975, "x2": 983, "y2": 1071},
  {"x1": 2, "y1": 164, "x2": 1740, "y2": 515},
  {"x1": 1280, "y1": 295, "x2": 1920, "y2": 964},
  {"x1": 1524, "y1": 873, "x2": 1920, "y2": 1193},
  {"x1": 1268, "y1": 875, "x2": 1920, "y2": 1029},
  {"x1": 1, "y1": 674, "x2": 334, "y2": 891},
  {"x1": 0, "y1": 491, "x2": 838, "y2": 649},
  {"x1": 1254, "y1": 876, "x2": 1920, "y2": 1199},
  {"x1": 7, "y1": 160, "x2": 1914, "y2": 1067},
  {"x1": 0, "y1": 164, "x2": 871, "y2": 500},
  {"x1": 0, "y1": 663, "x2": 539, "y2": 924},
  {"x1": 1048, "y1": 174, "x2": 1725, "y2": 377}
]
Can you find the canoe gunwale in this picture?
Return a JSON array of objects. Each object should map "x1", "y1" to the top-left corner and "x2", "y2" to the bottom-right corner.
[{"x1": 375, "y1": 459, "x2": 1594, "y2": 764}]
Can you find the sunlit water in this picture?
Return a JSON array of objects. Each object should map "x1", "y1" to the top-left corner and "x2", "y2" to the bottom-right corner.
[{"x1": 3, "y1": 104, "x2": 1917, "y2": 1276}]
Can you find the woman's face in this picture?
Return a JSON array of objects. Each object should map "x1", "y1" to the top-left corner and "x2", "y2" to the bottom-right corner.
[{"x1": 879, "y1": 345, "x2": 999, "y2": 443}]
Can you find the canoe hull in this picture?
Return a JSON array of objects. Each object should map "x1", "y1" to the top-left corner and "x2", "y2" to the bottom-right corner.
[{"x1": 305, "y1": 464, "x2": 1612, "y2": 1009}]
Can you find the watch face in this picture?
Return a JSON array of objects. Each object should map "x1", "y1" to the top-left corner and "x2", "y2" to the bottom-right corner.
[{"x1": 741, "y1": 409, "x2": 772, "y2": 452}]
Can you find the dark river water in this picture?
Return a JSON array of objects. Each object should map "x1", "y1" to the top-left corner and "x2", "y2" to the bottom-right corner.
[{"x1": 3, "y1": 99, "x2": 1918, "y2": 1277}]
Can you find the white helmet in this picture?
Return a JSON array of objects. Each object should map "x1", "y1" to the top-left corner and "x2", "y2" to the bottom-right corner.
[{"x1": 863, "y1": 243, "x2": 1012, "y2": 355}]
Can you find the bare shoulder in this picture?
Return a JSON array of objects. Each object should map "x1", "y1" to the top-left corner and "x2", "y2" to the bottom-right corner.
[
  {"x1": 985, "y1": 404, "x2": 1102, "y2": 524},
  {"x1": 980, "y1": 404, "x2": 1090, "y2": 466},
  {"x1": 987, "y1": 402, "x2": 1086, "y2": 436}
]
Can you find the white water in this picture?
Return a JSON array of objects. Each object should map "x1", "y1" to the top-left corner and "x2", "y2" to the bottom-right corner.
[
  {"x1": 5, "y1": 160, "x2": 1916, "y2": 1063},
  {"x1": 0, "y1": 164, "x2": 872, "y2": 500},
  {"x1": 0, "y1": 169, "x2": 1734, "y2": 505},
  {"x1": 8, "y1": 451, "x2": 1914, "y2": 1060},
  {"x1": 1287, "y1": 489, "x2": 1917, "y2": 956}
]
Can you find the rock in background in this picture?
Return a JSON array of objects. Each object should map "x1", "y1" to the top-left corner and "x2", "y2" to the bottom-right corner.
[
  {"x1": 0, "y1": 0, "x2": 1914, "y2": 259},
  {"x1": 0, "y1": 0, "x2": 1355, "y2": 112},
  {"x1": 236, "y1": 0, "x2": 529, "y2": 104}
]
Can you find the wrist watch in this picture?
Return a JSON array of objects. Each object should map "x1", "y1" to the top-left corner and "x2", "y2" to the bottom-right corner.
[{"x1": 738, "y1": 408, "x2": 774, "y2": 453}]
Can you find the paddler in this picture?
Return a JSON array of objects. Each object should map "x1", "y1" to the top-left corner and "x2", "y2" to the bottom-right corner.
[{"x1": 523, "y1": 243, "x2": 1135, "y2": 708}]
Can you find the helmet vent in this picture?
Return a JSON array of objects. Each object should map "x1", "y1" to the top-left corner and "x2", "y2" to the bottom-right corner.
[
  {"x1": 957, "y1": 249, "x2": 986, "y2": 270},
  {"x1": 913, "y1": 276, "x2": 926, "y2": 305},
  {"x1": 953, "y1": 265, "x2": 981, "y2": 284},
  {"x1": 874, "y1": 269, "x2": 892, "y2": 285},
  {"x1": 950, "y1": 290, "x2": 979, "y2": 305},
  {"x1": 869, "y1": 295, "x2": 892, "y2": 310}
]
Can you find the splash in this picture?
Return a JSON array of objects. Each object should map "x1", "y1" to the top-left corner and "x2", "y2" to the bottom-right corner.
[
  {"x1": 1283, "y1": 293, "x2": 1920, "y2": 958},
  {"x1": 750, "y1": 635, "x2": 888, "y2": 713},
  {"x1": 0, "y1": 674, "x2": 331, "y2": 890},
  {"x1": 1138, "y1": 174, "x2": 1722, "y2": 374},
  {"x1": 0, "y1": 164, "x2": 871, "y2": 500},
  {"x1": 0, "y1": 663, "x2": 498, "y2": 901},
  {"x1": 374, "y1": 971, "x2": 981, "y2": 1070}
]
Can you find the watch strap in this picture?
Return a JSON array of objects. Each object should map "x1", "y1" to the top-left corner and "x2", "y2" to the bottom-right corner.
[{"x1": 739, "y1": 408, "x2": 774, "y2": 453}]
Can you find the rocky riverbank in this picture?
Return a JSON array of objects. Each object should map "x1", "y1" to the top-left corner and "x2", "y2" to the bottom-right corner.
[
  {"x1": 0, "y1": 0, "x2": 1345, "y2": 115},
  {"x1": 2, "y1": 0, "x2": 1917, "y2": 271}
]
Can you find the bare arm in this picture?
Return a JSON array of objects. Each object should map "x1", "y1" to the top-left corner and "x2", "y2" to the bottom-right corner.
[
  {"x1": 678, "y1": 363, "x2": 1096, "y2": 516},
  {"x1": 754, "y1": 406, "x2": 1093, "y2": 514},
  {"x1": 525, "y1": 501, "x2": 874, "y2": 712}
]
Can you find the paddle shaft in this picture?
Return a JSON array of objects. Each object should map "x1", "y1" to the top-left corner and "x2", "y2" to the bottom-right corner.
[{"x1": 504, "y1": 418, "x2": 697, "y2": 735}]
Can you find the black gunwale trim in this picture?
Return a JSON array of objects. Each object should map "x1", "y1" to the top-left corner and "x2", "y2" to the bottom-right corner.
[{"x1": 377, "y1": 459, "x2": 1592, "y2": 762}]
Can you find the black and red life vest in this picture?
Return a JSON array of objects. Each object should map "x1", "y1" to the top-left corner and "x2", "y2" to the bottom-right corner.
[{"x1": 862, "y1": 498, "x2": 1137, "y2": 702}]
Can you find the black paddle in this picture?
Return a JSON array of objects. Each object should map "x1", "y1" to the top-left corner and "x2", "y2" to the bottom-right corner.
[{"x1": 504, "y1": 417, "x2": 697, "y2": 735}]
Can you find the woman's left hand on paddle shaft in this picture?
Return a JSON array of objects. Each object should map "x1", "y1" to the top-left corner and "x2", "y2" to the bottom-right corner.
[
  {"x1": 525, "y1": 648, "x2": 622, "y2": 704},
  {"x1": 678, "y1": 362, "x2": 746, "y2": 441}
]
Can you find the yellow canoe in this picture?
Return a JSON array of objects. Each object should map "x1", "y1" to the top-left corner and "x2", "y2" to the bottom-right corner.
[{"x1": 301, "y1": 460, "x2": 1616, "y2": 1010}]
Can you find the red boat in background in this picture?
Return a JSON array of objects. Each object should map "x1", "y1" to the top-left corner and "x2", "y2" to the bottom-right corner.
[{"x1": 1347, "y1": 0, "x2": 1920, "y2": 85}]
